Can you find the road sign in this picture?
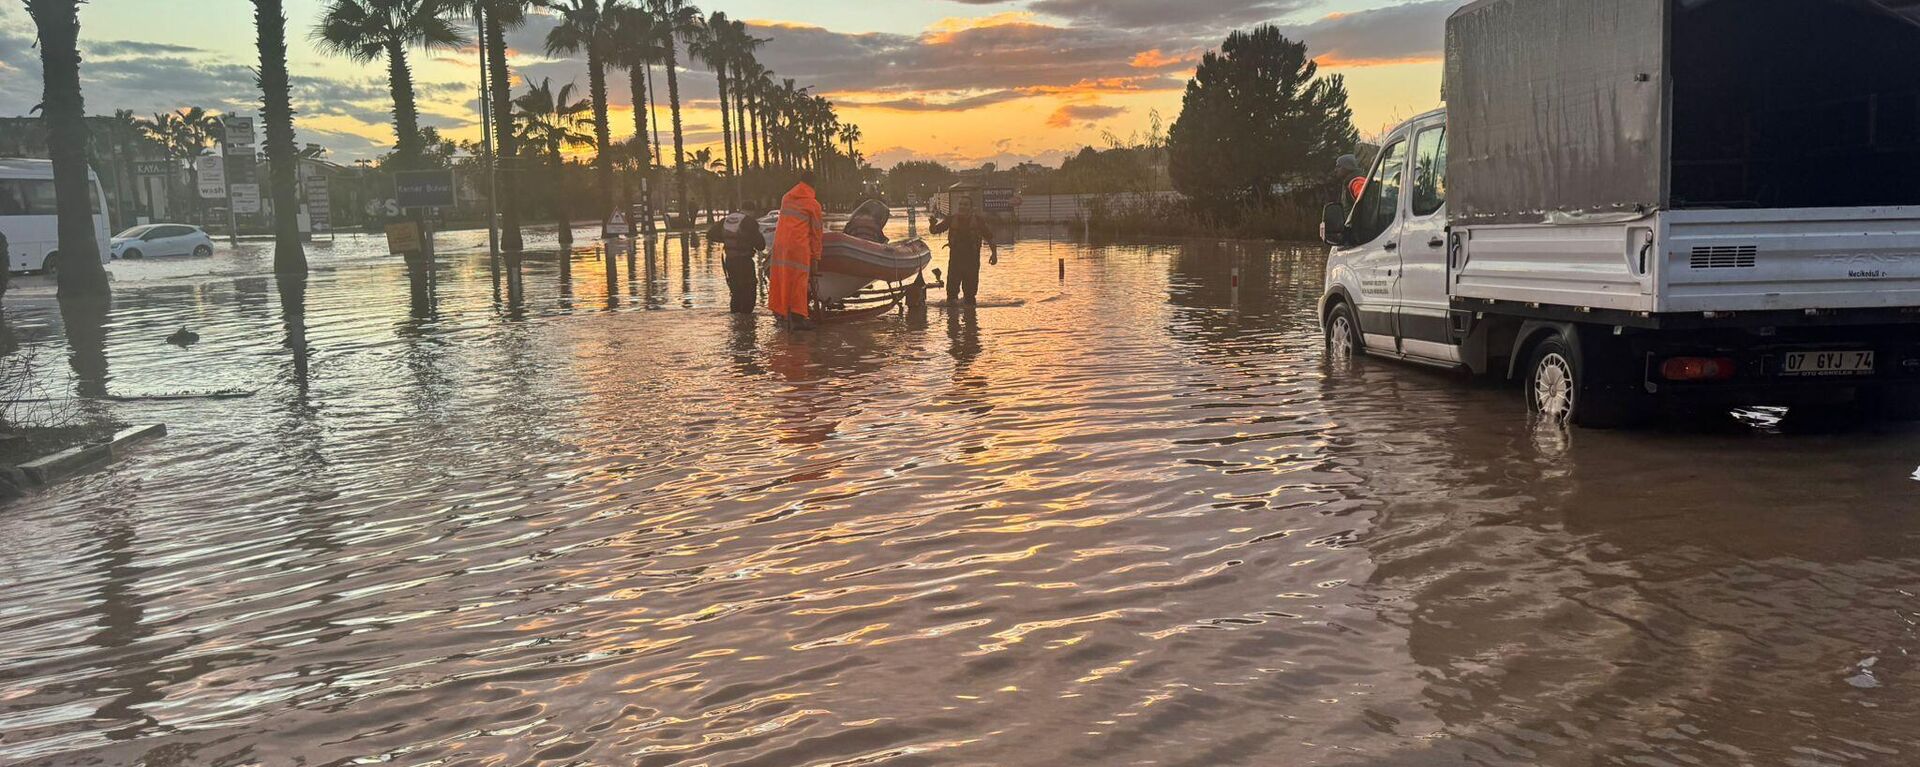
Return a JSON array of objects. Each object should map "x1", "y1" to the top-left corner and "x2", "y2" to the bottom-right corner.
[
  {"x1": 223, "y1": 117, "x2": 255, "y2": 155},
  {"x1": 134, "y1": 160, "x2": 173, "y2": 177},
  {"x1": 983, "y1": 187, "x2": 1016, "y2": 214},
  {"x1": 195, "y1": 155, "x2": 226, "y2": 198},
  {"x1": 305, "y1": 175, "x2": 331, "y2": 232},
  {"x1": 386, "y1": 221, "x2": 424, "y2": 254},
  {"x1": 606, "y1": 210, "x2": 629, "y2": 236},
  {"x1": 229, "y1": 183, "x2": 261, "y2": 214},
  {"x1": 394, "y1": 170, "x2": 456, "y2": 209}
]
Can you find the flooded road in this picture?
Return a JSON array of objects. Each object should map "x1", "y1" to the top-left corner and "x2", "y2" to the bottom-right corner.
[{"x1": 1, "y1": 224, "x2": 1917, "y2": 766}]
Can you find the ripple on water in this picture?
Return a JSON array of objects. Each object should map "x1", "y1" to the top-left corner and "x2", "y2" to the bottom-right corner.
[{"x1": 0, "y1": 230, "x2": 1916, "y2": 766}]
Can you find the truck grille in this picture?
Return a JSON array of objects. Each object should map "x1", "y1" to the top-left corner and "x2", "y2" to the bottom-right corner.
[{"x1": 1689, "y1": 245, "x2": 1758, "y2": 269}]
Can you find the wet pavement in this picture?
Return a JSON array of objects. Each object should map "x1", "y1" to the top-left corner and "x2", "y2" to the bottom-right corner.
[{"x1": 0, "y1": 221, "x2": 1916, "y2": 766}]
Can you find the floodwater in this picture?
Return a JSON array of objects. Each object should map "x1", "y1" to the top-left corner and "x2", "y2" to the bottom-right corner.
[{"x1": 0, "y1": 220, "x2": 1917, "y2": 767}]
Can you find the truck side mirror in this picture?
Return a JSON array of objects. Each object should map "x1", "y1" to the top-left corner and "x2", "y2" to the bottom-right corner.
[{"x1": 1321, "y1": 203, "x2": 1349, "y2": 248}]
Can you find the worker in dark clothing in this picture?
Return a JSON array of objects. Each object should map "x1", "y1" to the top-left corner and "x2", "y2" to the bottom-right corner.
[
  {"x1": 710, "y1": 207, "x2": 768, "y2": 314},
  {"x1": 930, "y1": 208, "x2": 997, "y2": 305}
]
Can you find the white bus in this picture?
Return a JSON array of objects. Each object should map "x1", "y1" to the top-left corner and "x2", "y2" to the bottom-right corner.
[{"x1": 0, "y1": 158, "x2": 113, "y2": 274}]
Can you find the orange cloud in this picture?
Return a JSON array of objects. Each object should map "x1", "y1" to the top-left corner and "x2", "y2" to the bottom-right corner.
[
  {"x1": 925, "y1": 11, "x2": 1045, "y2": 44},
  {"x1": 1315, "y1": 54, "x2": 1444, "y2": 69},
  {"x1": 1129, "y1": 49, "x2": 1190, "y2": 70},
  {"x1": 743, "y1": 19, "x2": 824, "y2": 31}
]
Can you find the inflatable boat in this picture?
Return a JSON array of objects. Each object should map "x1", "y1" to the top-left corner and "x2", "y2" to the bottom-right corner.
[{"x1": 814, "y1": 233, "x2": 932, "y2": 302}]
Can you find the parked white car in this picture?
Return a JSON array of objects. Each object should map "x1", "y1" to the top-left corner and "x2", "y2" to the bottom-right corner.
[{"x1": 111, "y1": 224, "x2": 214, "y2": 260}]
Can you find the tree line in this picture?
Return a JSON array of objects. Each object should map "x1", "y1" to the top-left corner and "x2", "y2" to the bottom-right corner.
[{"x1": 17, "y1": 0, "x2": 868, "y2": 303}]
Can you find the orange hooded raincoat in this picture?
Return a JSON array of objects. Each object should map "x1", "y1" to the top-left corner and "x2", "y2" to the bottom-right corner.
[{"x1": 768, "y1": 182, "x2": 825, "y2": 320}]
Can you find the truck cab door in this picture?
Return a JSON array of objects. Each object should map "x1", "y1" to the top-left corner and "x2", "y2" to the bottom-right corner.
[
  {"x1": 1396, "y1": 121, "x2": 1458, "y2": 363},
  {"x1": 1343, "y1": 135, "x2": 1410, "y2": 350}
]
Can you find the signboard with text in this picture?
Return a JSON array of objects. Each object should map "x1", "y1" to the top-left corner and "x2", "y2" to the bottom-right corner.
[
  {"x1": 195, "y1": 155, "x2": 226, "y2": 198},
  {"x1": 134, "y1": 160, "x2": 174, "y2": 177},
  {"x1": 394, "y1": 170, "x2": 456, "y2": 209},
  {"x1": 228, "y1": 183, "x2": 261, "y2": 214},
  {"x1": 983, "y1": 187, "x2": 1016, "y2": 214},
  {"x1": 304, "y1": 175, "x2": 331, "y2": 232},
  {"x1": 385, "y1": 221, "x2": 424, "y2": 255},
  {"x1": 223, "y1": 117, "x2": 255, "y2": 155}
]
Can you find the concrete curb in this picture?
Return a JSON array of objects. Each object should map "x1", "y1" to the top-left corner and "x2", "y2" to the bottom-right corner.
[{"x1": 18, "y1": 424, "x2": 166, "y2": 486}]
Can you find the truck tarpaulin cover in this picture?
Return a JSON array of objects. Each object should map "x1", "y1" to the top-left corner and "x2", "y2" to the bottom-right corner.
[{"x1": 1444, "y1": 0, "x2": 1667, "y2": 225}]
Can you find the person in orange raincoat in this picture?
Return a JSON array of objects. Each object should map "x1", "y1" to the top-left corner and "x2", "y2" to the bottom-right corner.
[{"x1": 768, "y1": 172, "x2": 825, "y2": 329}]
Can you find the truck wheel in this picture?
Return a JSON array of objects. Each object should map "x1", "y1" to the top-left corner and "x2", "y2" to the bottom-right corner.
[
  {"x1": 1325, "y1": 303, "x2": 1362, "y2": 365},
  {"x1": 1528, "y1": 338, "x2": 1579, "y2": 424},
  {"x1": 1526, "y1": 334, "x2": 1648, "y2": 429}
]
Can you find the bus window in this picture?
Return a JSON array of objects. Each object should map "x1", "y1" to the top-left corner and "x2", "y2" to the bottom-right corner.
[{"x1": 0, "y1": 178, "x2": 101, "y2": 216}]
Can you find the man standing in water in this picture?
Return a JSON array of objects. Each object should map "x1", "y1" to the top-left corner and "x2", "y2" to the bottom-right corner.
[
  {"x1": 710, "y1": 206, "x2": 768, "y2": 314},
  {"x1": 769, "y1": 172, "x2": 825, "y2": 329},
  {"x1": 930, "y1": 205, "x2": 997, "y2": 305}
]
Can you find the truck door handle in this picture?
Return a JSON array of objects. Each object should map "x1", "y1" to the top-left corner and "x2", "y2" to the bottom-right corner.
[
  {"x1": 1383, "y1": 242, "x2": 1397, "y2": 251},
  {"x1": 1429, "y1": 237, "x2": 1445, "y2": 248}
]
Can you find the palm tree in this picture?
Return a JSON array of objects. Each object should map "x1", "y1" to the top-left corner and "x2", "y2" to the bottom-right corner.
[
  {"x1": 842, "y1": 124, "x2": 862, "y2": 164},
  {"x1": 136, "y1": 108, "x2": 219, "y2": 227},
  {"x1": 25, "y1": 0, "x2": 109, "y2": 296},
  {"x1": 255, "y1": 0, "x2": 305, "y2": 274},
  {"x1": 314, "y1": 0, "x2": 465, "y2": 168},
  {"x1": 687, "y1": 11, "x2": 735, "y2": 207},
  {"x1": 608, "y1": 5, "x2": 664, "y2": 222},
  {"x1": 684, "y1": 146, "x2": 718, "y2": 224},
  {"x1": 739, "y1": 61, "x2": 772, "y2": 174},
  {"x1": 513, "y1": 78, "x2": 594, "y2": 248},
  {"x1": 646, "y1": 0, "x2": 701, "y2": 227},
  {"x1": 472, "y1": 0, "x2": 535, "y2": 251},
  {"x1": 90, "y1": 110, "x2": 144, "y2": 230},
  {"x1": 545, "y1": 0, "x2": 619, "y2": 230},
  {"x1": 727, "y1": 19, "x2": 763, "y2": 178}
]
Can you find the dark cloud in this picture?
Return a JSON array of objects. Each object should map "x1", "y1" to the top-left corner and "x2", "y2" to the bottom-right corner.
[
  {"x1": 1282, "y1": 1, "x2": 1455, "y2": 65},
  {"x1": 1029, "y1": 0, "x2": 1311, "y2": 29},
  {"x1": 86, "y1": 40, "x2": 204, "y2": 58},
  {"x1": 1046, "y1": 102, "x2": 1126, "y2": 127}
]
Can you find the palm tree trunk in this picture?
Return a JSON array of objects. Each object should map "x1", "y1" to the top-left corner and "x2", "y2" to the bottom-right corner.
[
  {"x1": 664, "y1": 44, "x2": 688, "y2": 228},
  {"x1": 714, "y1": 67, "x2": 737, "y2": 207},
  {"x1": 254, "y1": 0, "x2": 305, "y2": 274},
  {"x1": 485, "y1": 12, "x2": 523, "y2": 252},
  {"x1": 27, "y1": 0, "x2": 109, "y2": 297},
  {"x1": 587, "y1": 46, "x2": 613, "y2": 228},
  {"x1": 628, "y1": 65, "x2": 651, "y2": 226},
  {"x1": 551, "y1": 143, "x2": 572, "y2": 247},
  {"x1": 386, "y1": 40, "x2": 422, "y2": 167},
  {"x1": 734, "y1": 67, "x2": 751, "y2": 175}
]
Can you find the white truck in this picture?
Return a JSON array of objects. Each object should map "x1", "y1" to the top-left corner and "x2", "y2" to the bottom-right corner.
[{"x1": 1320, "y1": 0, "x2": 1920, "y2": 426}]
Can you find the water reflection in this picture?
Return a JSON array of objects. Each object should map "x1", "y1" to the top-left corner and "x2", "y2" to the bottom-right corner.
[{"x1": 0, "y1": 232, "x2": 1915, "y2": 766}]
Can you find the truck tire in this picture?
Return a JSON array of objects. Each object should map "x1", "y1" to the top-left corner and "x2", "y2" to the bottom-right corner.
[
  {"x1": 1325, "y1": 302, "x2": 1362, "y2": 366},
  {"x1": 1526, "y1": 334, "x2": 1647, "y2": 429}
]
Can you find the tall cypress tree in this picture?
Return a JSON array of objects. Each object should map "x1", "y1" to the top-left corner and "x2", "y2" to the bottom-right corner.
[{"x1": 1167, "y1": 25, "x2": 1358, "y2": 220}]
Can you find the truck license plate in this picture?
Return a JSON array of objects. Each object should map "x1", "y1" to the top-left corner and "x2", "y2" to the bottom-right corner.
[{"x1": 1782, "y1": 351, "x2": 1875, "y2": 376}]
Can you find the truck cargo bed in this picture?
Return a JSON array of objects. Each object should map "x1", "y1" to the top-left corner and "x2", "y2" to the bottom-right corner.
[{"x1": 1453, "y1": 207, "x2": 1920, "y2": 316}]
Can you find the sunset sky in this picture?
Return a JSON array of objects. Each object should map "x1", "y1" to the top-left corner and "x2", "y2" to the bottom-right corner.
[{"x1": 0, "y1": 0, "x2": 1454, "y2": 169}]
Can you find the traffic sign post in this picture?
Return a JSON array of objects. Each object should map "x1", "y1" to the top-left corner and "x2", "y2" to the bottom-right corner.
[{"x1": 392, "y1": 170, "x2": 454, "y2": 298}]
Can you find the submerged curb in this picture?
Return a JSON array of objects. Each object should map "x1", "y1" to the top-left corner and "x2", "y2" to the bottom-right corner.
[{"x1": 18, "y1": 424, "x2": 167, "y2": 486}]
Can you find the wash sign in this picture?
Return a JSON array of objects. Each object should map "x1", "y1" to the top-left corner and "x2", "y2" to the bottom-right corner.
[{"x1": 394, "y1": 170, "x2": 456, "y2": 209}]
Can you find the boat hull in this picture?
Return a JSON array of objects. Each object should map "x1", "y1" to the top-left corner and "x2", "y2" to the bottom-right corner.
[{"x1": 814, "y1": 233, "x2": 931, "y2": 302}]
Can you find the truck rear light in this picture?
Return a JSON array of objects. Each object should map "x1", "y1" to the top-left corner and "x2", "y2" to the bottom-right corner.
[{"x1": 1661, "y1": 356, "x2": 1738, "y2": 382}]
